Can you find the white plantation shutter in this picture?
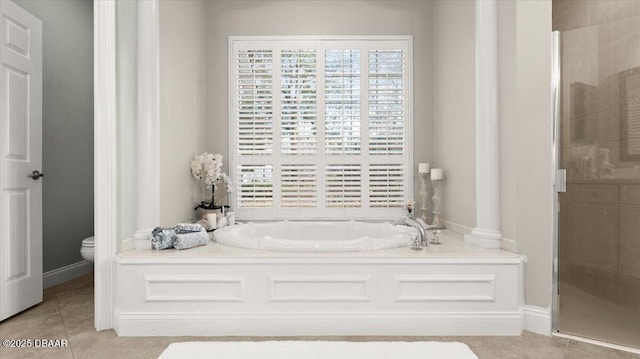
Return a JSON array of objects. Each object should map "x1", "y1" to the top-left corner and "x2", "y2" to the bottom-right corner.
[
  {"x1": 238, "y1": 165, "x2": 273, "y2": 208},
  {"x1": 237, "y1": 50, "x2": 273, "y2": 155},
  {"x1": 325, "y1": 164, "x2": 362, "y2": 208},
  {"x1": 281, "y1": 164, "x2": 317, "y2": 208},
  {"x1": 325, "y1": 50, "x2": 361, "y2": 155},
  {"x1": 369, "y1": 164, "x2": 405, "y2": 208},
  {"x1": 230, "y1": 37, "x2": 412, "y2": 220},
  {"x1": 368, "y1": 50, "x2": 405, "y2": 155},
  {"x1": 281, "y1": 50, "x2": 317, "y2": 155}
]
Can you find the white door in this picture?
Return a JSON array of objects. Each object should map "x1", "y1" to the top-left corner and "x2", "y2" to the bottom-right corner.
[{"x1": 0, "y1": 0, "x2": 43, "y2": 321}]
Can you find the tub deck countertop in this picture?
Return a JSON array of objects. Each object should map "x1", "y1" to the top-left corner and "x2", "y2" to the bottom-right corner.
[{"x1": 117, "y1": 230, "x2": 523, "y2": 263}]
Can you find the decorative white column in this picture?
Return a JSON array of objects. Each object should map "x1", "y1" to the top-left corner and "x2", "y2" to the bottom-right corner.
[
  {"x1": 464, "y1": 0, "x2": 503, "y2": 249},
  {"x1": 94, "y1": 0, "x2": 117, "y2": 331},
  {"x1": 133, "y1": 0, "x2": 160, "y2": 242}
]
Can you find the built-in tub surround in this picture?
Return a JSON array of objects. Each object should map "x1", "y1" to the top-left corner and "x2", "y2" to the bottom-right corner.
[
  {"x1": 213, "y1": 221, "x2": 416, "y2": 252},
  {"x1": 114, "y1": 230, "x2": 526, "y2": 336}
]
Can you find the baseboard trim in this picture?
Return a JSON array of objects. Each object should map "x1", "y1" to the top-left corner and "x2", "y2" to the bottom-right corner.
[
  {"x1": 521, "y1": 305, "x2": 551, "y2": 336},
  {"x1": 114, "y1": 311, "x2": 524, "y2": 336},
  {"x1": 122, "y1": 238, "x2": 135, "y2": 251},
  {"x1": 443, "y1": 221, "x2": 472, "y2": 235},
  {"x1": 43, "y1": 260, "x2": 93, "y2": 289},
  {"x1": 501, "y1": 237, "x2": 518, "y2": 252},
  {"x1": 114, "y1": 308, "x2": 554, "y2": 337},
  {"x1": 444, "y1": 221, "x2": 518, "y2": 253},
  {"x1": 134, "y1": 238, "x2": 151, "y2": 250}
]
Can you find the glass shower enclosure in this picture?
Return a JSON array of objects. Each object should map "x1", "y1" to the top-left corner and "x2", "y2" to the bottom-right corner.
[{"x1": 553, "y1": 2, "x2": 640, "y2": 349}]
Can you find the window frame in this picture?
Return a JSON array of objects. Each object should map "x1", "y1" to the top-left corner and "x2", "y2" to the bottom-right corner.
[{"x1": 228, "y1": 35, "x2": 414, "y2": 221}]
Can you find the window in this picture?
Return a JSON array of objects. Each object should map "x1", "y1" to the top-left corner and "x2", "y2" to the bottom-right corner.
[{"x1": 230, "y1": 36, "x2": 412, "y2": 220}]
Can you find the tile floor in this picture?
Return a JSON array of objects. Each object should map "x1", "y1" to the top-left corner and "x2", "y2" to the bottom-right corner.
[{"x1": 0, "y1": 273, "x2": 638, "y2": 359}]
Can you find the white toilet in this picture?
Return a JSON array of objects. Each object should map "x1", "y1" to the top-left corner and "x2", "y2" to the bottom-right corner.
[{"x1": 80, "y1": 236, "x2": 94, "y2": 263}]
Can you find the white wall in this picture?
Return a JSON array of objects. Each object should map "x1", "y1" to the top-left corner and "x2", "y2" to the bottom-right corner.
[
  {"x1": 434, "y1": 0, "x2": 553, "y2": 309},
  {"x1": 159, "y1": 0, "x2": 208, "y2": 226},
  {"x1": 501, "y1": 0, "x2": 553, "y2": 309},
  {"x1": 14, "y1": 0, "x2": 94, "y2": 272},
  {"x1": 155, "y1": 0, "x2": 553, "y2": 309},
  {"x1": 433, "y1": 0, "x2": 476, "y2": 232},
  {"x1": 205, "y1": 0, "x2": 434, "y2": 203},
  {"x1": 498, "y1": 0, "x2": 519, "y2": 251}
]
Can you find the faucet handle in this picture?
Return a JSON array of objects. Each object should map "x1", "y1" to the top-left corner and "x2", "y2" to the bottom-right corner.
[
  {"x1": 430, "y1": 229, "x2": 441, "y2": 245},
  {"x1": 410, "y1": 234, "x2": 423, "y2": 251},
  {"x1": 406, "y1": 199, "x2": 415, "y2": 218}
]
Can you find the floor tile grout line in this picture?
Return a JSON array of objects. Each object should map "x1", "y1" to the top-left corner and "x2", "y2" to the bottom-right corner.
[
  {"x1": 53, "y1": 291, "x2": 76, "y2": 359},
  {"x1": 561, "y1": 338, "x2": 570, "y2": 359}
]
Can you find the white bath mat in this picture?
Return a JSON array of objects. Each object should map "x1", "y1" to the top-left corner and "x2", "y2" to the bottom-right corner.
[{"x1": 157, "y1": 341, "x2": 479, "y2": 359}]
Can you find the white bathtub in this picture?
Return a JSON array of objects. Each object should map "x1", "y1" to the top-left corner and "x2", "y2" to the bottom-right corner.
[{"x1": 212, "y1": 220, "x2": 416, "y2": 252}]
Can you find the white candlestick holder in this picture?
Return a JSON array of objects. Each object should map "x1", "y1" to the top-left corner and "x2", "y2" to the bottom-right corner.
[{"x1": 431, "y1": 179, "x2": 446, "y2": 229}]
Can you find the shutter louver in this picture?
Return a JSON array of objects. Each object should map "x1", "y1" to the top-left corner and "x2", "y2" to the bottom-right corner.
[
  {"x1": 325, "y1": 164, "x2": 361, "y2": 208},
  {"x1": 237, "y1": 50, "x2": 273, "y2": 155},
  {"x1": 368, "y1": 50, "x2": 405, "y2": 155},
  {"x1": 281, "y1": 50, "x2": 317, "y2": 155},
  {"x1": 281, "y1": 164, "x2": 317, "y2": 208},
  {"x1": 238, "y1": 164, "x2": 273, "y2": 208},
  {"x1": 369, "y1": 164, "x2": 405, "y2": 208},
  {"x1": 325, "y1": 50, "x2": 361, "y2": 155}
]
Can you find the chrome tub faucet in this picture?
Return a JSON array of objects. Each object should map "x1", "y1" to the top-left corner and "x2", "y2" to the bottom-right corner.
[{"x1": 394, "y1": 216, "x2": 428, "y2": 249}]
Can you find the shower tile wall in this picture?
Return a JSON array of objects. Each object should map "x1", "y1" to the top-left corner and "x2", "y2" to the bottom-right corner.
[{"x1": 554, "y1": 0, "x2": 640, "y2": 349}]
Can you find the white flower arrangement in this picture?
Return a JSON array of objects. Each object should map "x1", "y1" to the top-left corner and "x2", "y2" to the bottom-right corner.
[{"x1": 191, "y1": 152, "x2": 233, "y2": 194}]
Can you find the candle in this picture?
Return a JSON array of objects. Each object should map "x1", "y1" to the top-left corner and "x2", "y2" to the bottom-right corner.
[
  {"x1": 431, "y1": 168, "x2": 443, "y2": 180},
  {"x1": 418, "y1": 163, "x2": 430, "y2": 174},
  {"x1": 217, "y1": 215, "x2": 228, "y2": 228},
  {"x1": 226, "y1": 211, "x2": 236, "y2": 226},
  {"x1": 206, "y1": 213, "x2": 218, "y2": 229}
]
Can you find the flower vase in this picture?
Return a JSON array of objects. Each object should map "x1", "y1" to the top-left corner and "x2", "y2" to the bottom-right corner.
[
  {"x1": 202, "y1": 188, "x2": 220, "y2": 210},
  {"x1": 199, "y1": 181, "x2": 210, "y2": 203}
]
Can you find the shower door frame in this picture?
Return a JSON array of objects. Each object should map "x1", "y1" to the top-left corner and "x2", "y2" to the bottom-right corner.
[{"x1": 551, "y1": 30, "x2": 561, "y2": 334}]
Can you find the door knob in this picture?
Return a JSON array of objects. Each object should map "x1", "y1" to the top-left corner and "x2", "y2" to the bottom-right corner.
[{"x1": 28, "y1": 170, "x2": 44, "y2": 180}]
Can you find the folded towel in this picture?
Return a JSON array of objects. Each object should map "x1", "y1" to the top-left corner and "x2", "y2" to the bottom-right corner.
[
  {"x1": 174, "y1": 229, "x2": 209, "y2": 250},
  {"x1": 151, "y1": 227, "x2": 177, "y2": 250},
  {"x1": 175, "y1": 223, "x2": 205, "y2": 233}
]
